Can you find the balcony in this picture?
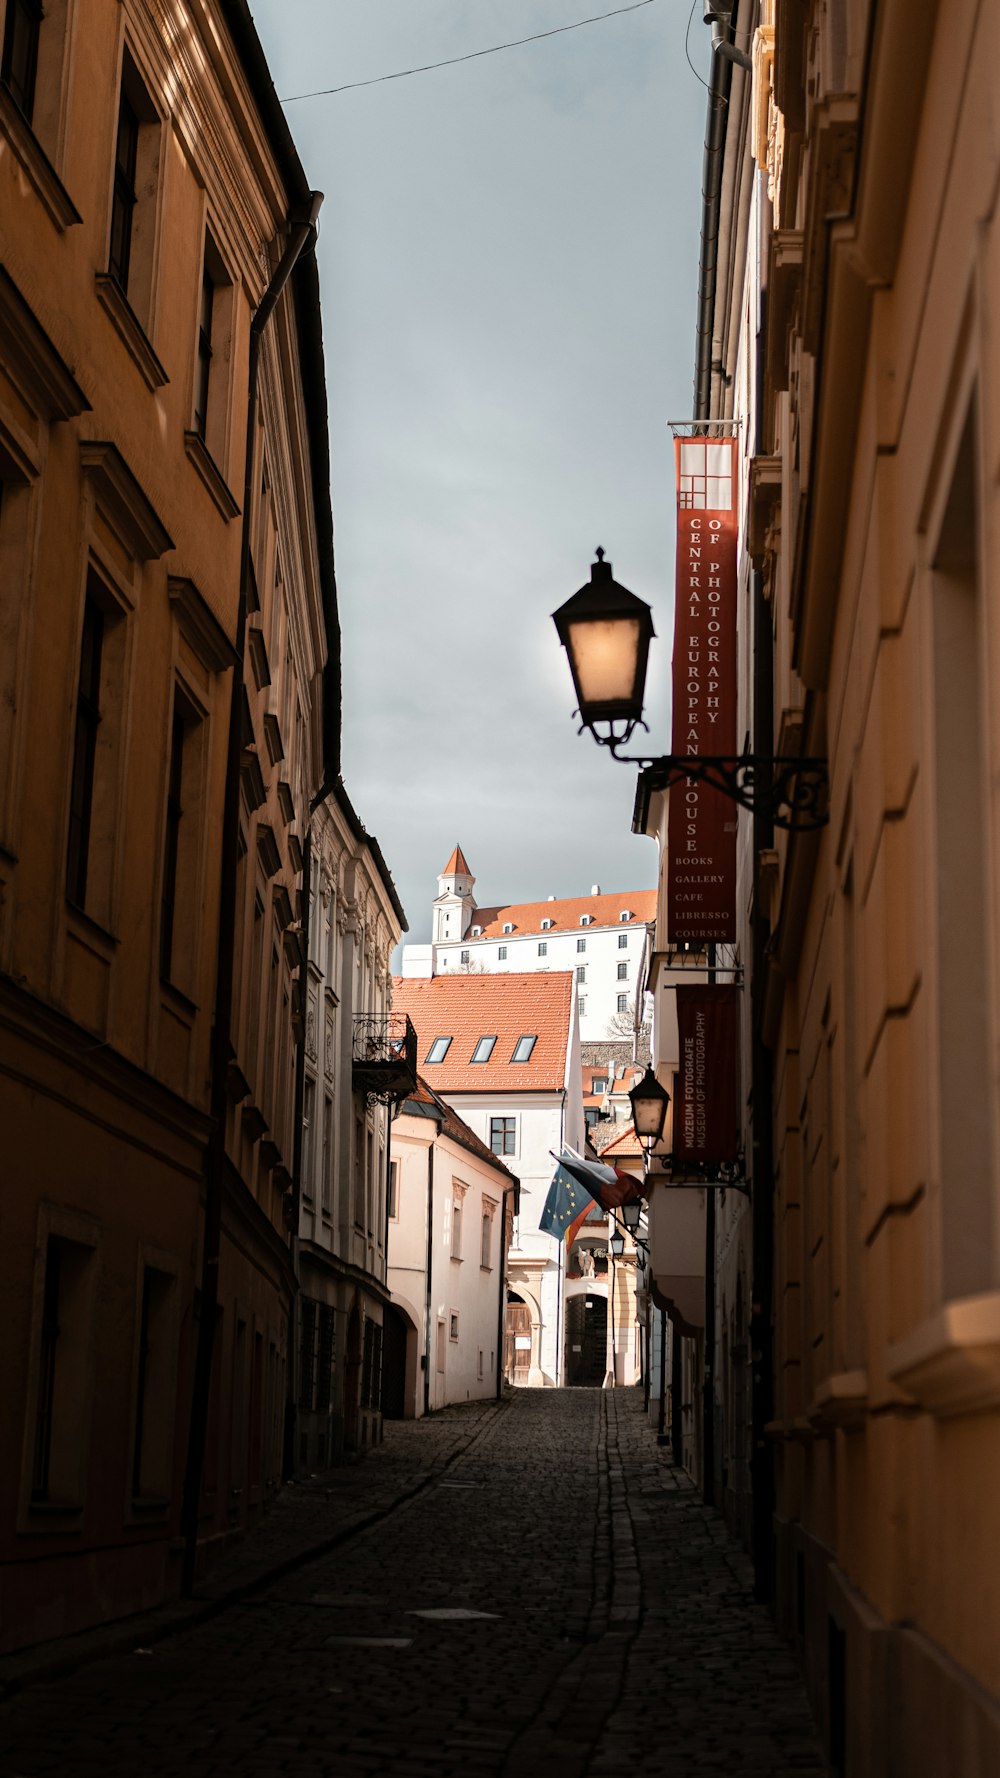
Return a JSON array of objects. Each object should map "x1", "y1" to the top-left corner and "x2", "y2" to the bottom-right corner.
[{"x1": 351, "y1": 1013, "x2": 417, "y2": 1102}]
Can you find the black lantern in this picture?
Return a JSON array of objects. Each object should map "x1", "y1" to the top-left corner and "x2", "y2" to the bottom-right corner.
[
  {"x1": 552, "y1": 549, "x2": 655, "y2": 744},
  {"x1": 628, "y1": 1066, "x2": 670, "y2": 1155},
  {"x1": 621, "y1": 1197, "x2": 643, "y2": 1233},
  {"x1": 609, "y1": 1226, "x2": 625, "y2": 1258}
]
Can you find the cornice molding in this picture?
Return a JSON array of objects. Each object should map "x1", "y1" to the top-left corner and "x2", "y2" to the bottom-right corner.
[{"x1": 168, "y1": 576, "x2": 237, "y2": 672}]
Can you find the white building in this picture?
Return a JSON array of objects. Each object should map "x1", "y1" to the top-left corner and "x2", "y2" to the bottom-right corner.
[
  {"x1": 385, "y1": 1079, "x2": 517, "y2": 1416},
  {"x1": 400, "y1": 847, "x2": 656, "y2": 1043},
  {"x1": 296, "y1": 781, "x2": 410, "y2": 1463},
  {"x1": 392, "y1": 970, "x2": 585, "y2": 1387}
]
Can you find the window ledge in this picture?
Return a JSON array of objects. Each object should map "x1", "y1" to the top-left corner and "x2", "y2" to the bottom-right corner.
[
  {"x1": 28, "y1": 1497, "x2": 83, "y2": 1518},
  {"x1": 94, "y1": 274, "x2": 168, "y2": 392},
  {"x1": 130, "y1": 1495, "x2": 169, "y2": 1514},
  {"x1": 184, "y1": 430, "x2": 240, "y2": 521},
  {"x1": 806, "y1": 1370, "x2": 869, "y2": 1433},
  {"x1": 451, "y1": 1254, "x2": 462, "y2": 1263},
  {"x1": 887, "y1": 1292, "x2": 1000, "y2": 1418},
  {"x1": 65, "y1": 899, "x2": 117, "y2": 954},
  {"x1": 0, "y1": 88, "x2": 81, "y2": 231},
  {"x1": 160, "y1": 979, "x2": 198, "y2": 1021}
]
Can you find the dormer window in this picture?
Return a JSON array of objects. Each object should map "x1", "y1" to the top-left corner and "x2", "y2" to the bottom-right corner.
[
  {"x1": 580, "y1": 915, "x2": 593, "y2": 926},
  {"x1": 541, "y1": 918, "x2": 553, "y2": 930},
  {"x1": 471, "y1": 925, "x2": 482, "y2": 936},
  {"x1": 426, "y1": 1036, "x2": 452, "y2": 1064},
  {"x1": 619, "y1": 910, "x2": 632, "y2": 922},
  {"x1": 471, "y1": 1036, "x2": 497, "y2": 1063},
  {"x1": 502, "y1": 922, "x2": 514, "y2": 934}
]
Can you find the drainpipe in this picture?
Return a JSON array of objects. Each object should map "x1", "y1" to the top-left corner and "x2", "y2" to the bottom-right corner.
[
  {"x1": 283, "y1": 822, "x2": 311, "y2": 1482},
  {"x1": 180, "y1": 191, "x2": 324, "y2": 1598},
  {"x1": 423, "y1": 1138, "x2": 434, "y2": 1415},
  {"x1": 657, "y1": 1306, "x2": 668, "y2": 1442},
  {"x1": 495, "y1": 1182, "x2": 513, "y2": 1401}
]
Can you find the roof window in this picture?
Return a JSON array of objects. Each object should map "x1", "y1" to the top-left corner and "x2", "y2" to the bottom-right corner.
[
  {"x1": 426, "y1": 1036, "x2": 452, "y2": 1064},
  {"x1": 541, "y1": 918, "x2": 553, "y2": 930},
  {"x1": 580, "y1": 915, "x2": 593, "y2": 926},
  {"x1": 511, "y1": 1035, "x2": 537, "y2": 1064},
  {"x1": 471, "y1": 1035, "x2": 497, "y2": 1064},
  {"x1": 619, "y1": 910, "x2": 632, "y2": 922},
  {"x1": 471, "y1": 925, "x2": 482, "y2": 937}
]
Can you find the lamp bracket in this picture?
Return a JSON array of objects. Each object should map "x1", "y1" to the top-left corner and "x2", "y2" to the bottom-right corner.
[{"x1": 594, "y1": 735, "x2": 829, "y2": 832}]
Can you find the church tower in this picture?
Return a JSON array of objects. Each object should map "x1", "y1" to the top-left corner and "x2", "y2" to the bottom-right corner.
[{"x1": 433, "y1": 844, "x2": 476, "y2": 944}]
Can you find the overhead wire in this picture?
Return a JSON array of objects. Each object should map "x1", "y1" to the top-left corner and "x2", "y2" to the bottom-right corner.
[{"x1": 280, "y1": 0, "x2": 659, "y2": 104}]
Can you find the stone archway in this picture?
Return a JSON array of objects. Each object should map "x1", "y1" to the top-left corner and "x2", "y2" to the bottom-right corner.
[{"x1": 382, "y1": 1299, "x2": 419, "y2": 1419}]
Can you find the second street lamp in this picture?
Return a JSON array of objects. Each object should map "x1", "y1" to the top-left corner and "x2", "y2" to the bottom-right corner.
[
  {"x1": 628, "y1": 1065, "x2": 670, "y2": 1156},
  {"x1": 622, "y1": 1197, "x2": 643, "y2": 1233}
]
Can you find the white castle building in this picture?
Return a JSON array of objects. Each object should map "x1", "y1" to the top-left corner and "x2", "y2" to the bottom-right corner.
[{"x1": 400, "y1": 846, "x2": 656, "y2": 1044}]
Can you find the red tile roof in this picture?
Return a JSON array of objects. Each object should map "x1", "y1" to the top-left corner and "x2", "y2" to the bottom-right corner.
[
  {"x1": 393, "y1": 972, "x2": 573, "y2": 1093},
  {"x1": 441, "y1": 844, "x2": 472, "y2": 877},
  {"x1": 465, "y1": 887, "x2": 655, "y2": 941},
  {"x1": 600, "y1": 1122, "x2": 644, "y2": 1159}
]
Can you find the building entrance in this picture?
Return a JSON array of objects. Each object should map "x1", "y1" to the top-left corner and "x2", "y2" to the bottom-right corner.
[{"x1": 565, "y1": 1292, "x2": 607, "y2": 1386}]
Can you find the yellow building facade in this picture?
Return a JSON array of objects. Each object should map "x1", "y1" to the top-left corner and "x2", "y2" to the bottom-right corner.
[{"x1": 0, "y1": 0, "x2": 334, "y2": 1649}]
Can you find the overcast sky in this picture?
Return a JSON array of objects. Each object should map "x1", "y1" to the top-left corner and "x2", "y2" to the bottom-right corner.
[{"x1": 250, "y1": 1, "x2": 711, "y2": 943}]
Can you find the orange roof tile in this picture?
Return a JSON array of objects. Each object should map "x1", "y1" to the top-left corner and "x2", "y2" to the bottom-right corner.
[
  {"x1": 393, "y1": 972, "x2": 573, "y2": 1094},
  {"x1": 441, "y1": 844, "x2": 472, "y2": 877},
  {"x1": 465, "y1": 887, "x2": 655, "y2": 941},
  {"x1": 600, "y1": 1122, "x2": 644, "y2": 1159}
]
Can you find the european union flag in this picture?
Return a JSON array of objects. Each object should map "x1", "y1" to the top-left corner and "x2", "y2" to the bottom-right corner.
[{"x1": 539, "y1": 1164, "x2": 594, "y2": 1244}]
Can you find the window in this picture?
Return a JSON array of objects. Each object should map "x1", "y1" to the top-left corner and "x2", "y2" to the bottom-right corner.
[
  {"x1": 451, "y1": 1192, "x2": 463, "y2": 1258},
  {"x1": 388, "y1": 1159, "x2": 399, "y2": 1219},
  {"x1": 298, "y1": 1300, "x2": 316, "y2": 1410},
  {"x1": 617, "y1": 962, "x2": 628, "y2": 980},
  {"x1": 316, "y1": 1306, "x2": 335, "y2": 1414},
  {"x1": 498, "y1": 945, "x2": 507, "y2": 960},
  {"x1": 28, "y1": 1224, "x2": 98, "y2": 1509},
  {"x1": 502, "y1": 922, "x2": 513, "y2": 934},
  {"x1": 577, "y1": 937, "x2": 586, "y2": 953},
  {"x1": 511, "y1": 1035, "x2": 537, "y2": 1063},
  {"x1": 190, "y1": 234, "x2": 233, "y2": 467},
  {"x1": 578, "y1": 997, "x2": 586, "y2": 1018},
  {"x1": 541, "y1": 918, "x2": 553, "y2": 930},
  {"x1": 490, "y1": 1116, "x2": 515, "y2": 1156},
  {"x1": 576, "y1": 965, "x2": 586, "y2": 983},
  {"x1": 537, "y1": 941, "x2": 547, "y2": 956},
  {"x1": 302, "y1": 1076, "x2": 316, "y2": 1197},
  {"x1": 353, "y1": 1115, "x2": 365, "y2": 1226},
  {"x1": 436, "y1": 1319, "x2": 446, "y2": 1373},
  {"x1": 471, "y1": 1035, "x2": 497, "y2": 1063},
  {"x1": 460, "y1": 949, "x2": 470, "y2": 964},
  {"x1": 131, "y1": 1263, "x2": 177, "y2": 1501},
  {"x1": 477, "y1": 1349, "x2": 484, "y2": 1381},
  {"x1": 106, "y1": 53, "x2": 161, "y2": 327},
  {"x1": 321, "y1": 1095, "x2": 333, "y2": 1216},
  {"x1": 471, "y1": 925, "x2": 482, "y2": 936},
  {"x1": 425, "y1": 1036, "x2": 452, "y2": 1064},
  {"x1": 449, "y1": 1312, "x2": 459, "y2": 1342},
  {"x1": 619, "y1": 910, "x2": 632, "y2": 922},
  {"x1": 593, "y1": 1077, "x2": 608, "y2": 1094},
  {"x1": 66, "y1": 593, "x2": 104, "y2": 910},
  {"x1": 193, "y1": 253, "x2": 214, "y2": 439},
  {"x1": 1, "y1": 0, "x2": 41, "y2": 120},
  {"x1": 580, "y1": 915, "x2": 593, "y2": 927},
  {"x1": 619, "y1": 933, "x2": 628, "y2": 949},
  {"x1": 481, "y1": 1211, "x2": 492, "y2": 1268},
  {"x1": 159, "y1": 707, "x2": 185, "y2": 980},
  {"x1": 617, "y1": 993, "x2": 628, "y2": 1013},
  {"x1": 108, "y1": 85, "x2": 139, "y2": 292}
]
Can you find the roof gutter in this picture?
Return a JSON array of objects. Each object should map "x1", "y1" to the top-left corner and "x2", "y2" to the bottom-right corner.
[{"x1": 693, "y1": 11, "x2": 737, "y2": 420}]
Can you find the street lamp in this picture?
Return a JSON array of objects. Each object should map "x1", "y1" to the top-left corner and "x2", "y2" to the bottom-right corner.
[
  {"x1": 552, "y1": 551, "x2": 828, "y2": 830},
  {"x1": 551, "y1": 549, "x2": 655, "y2": 748},
  {"x1": 621, "y1": 1197, "x2": 643, "y2": 1233},
  {"x1": 609, "y1": 1226, "x2": 625, "y2": 1258},
  {"x1": 628, "y1": 1066, "x2": 670, "y2": 1156}
]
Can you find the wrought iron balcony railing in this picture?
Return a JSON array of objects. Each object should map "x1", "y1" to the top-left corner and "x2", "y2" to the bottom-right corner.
[{"x1": 351, "y1": 1012, "x2": 417, "y2": 1103}]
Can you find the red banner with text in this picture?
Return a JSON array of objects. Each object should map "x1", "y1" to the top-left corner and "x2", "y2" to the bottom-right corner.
[
  {"x1": 673, "y1": 984, "x2": 739, "y2": 1165},
  {"x1": 666, "y1": 435, "x2": 738, "y2": 945}
]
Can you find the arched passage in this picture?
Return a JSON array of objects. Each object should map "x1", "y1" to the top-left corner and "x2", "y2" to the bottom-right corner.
[{"x1": 564, "y1": 1291, "x2": 608, "y2": 1386}]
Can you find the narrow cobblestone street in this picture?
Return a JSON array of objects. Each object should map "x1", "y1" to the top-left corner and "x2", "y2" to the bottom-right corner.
[{"x1": 0, "y1": 1392, "x2": 823, "y2": 1777}]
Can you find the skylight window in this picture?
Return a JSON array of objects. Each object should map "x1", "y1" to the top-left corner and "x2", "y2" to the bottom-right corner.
[
  {"x1": 471, "y1": 1035, "x2": 497, "y2": 1063},
  {"x1": 426, "y1": 1036, "x2": 452, "y2": 1064},
  {"x1": 511, "y1": 1035, "x2": 537, "y2": 1064}
]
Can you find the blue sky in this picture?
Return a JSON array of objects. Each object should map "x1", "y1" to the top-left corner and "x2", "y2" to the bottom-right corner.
[{"x1": 249, "y1": 1, "x2": 711, "y2": 939}]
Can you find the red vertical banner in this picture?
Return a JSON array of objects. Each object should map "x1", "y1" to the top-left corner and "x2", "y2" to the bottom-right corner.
[
  {"x1": 667, "y1": 435, "x2": 738, "y2": 945},
  {"x1": 673, "y1": 985, "x2": 739, "y2": 1165}
]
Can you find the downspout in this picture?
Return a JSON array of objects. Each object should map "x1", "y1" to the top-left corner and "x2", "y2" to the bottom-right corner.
[
  {"x1": 423, "y1": 1138, "x2": 434, "y2": 1415},
  {"x1": 693, "y1": 19, "x2": 734, "y2": 418},
  {"x1": 495, "y1": 1181, "x2": 513, "y2": 1401},
  {"x1": 181, "y1": 191, "x2": 324, "y2": 1596},
  {"x1": 283, "y1": 822, "x2": 311, "y2": 1481}
]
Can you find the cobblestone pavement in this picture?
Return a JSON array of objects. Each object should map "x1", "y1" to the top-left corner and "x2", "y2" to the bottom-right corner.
[{"x1": 0, "y1": 1391, "x2": 825, "y2": 1777}]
